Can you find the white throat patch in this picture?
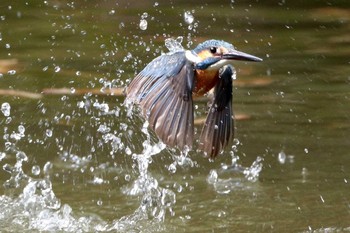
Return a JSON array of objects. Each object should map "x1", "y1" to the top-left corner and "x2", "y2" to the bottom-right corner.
[
  {"x1": 206, "y1": 59, "x2": 235, "y2": 71},
  {"x1": 185, "y1": 50, "x2": 201, "y2": 63}
]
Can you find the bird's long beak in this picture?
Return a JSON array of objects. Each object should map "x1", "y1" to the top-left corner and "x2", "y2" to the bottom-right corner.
[
  {"x1": 223, "y1": 49, "x2": 263, "y2": 62},
  {"x1": 194, "y1": 49, "x2": 262, "y2": 70}
]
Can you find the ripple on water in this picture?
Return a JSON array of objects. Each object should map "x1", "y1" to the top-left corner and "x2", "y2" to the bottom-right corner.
[{"x1": 207, "y1": 156, "x2": 263, "y2": 194}]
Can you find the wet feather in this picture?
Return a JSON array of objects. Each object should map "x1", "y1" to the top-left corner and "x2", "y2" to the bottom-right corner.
[
  {"x1": 199, "y1": 65, "x2": 234, "y2": 158},
  {"x1": 126, "y1": 51, "x2": 195, "y2": 150}
]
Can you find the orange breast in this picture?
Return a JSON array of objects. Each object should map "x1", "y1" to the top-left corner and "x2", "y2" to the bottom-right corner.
[{"x1": 193, "y1": 69, "x2": 219, "y2": 96}]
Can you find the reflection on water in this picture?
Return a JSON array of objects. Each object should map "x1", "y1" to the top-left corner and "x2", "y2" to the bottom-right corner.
[{"x1": 1, "y1": 0, "x2": 350, "y2": 232}]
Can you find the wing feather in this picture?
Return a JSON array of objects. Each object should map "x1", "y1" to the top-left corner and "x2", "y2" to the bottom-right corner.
[
  {"x1": 199, "y1": 65, "x2": 234, "y2": 158},
  {"x1": 126, "y1": 51, "x2": 195, "y2": 150}
]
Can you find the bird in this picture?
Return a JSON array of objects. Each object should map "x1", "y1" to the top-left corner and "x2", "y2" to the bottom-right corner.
[{"x1": 125, "y1": 39, "x2": 262, "y2": 158}]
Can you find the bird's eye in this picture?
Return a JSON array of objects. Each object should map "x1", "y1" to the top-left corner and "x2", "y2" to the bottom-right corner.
[{"x1": 209, "y1": 47, "x2": 217, "y2": 54}]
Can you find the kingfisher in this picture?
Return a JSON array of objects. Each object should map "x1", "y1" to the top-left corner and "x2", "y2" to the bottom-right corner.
[{"x1": 126, "y1": 39, "x2": 262, "y2": 158}]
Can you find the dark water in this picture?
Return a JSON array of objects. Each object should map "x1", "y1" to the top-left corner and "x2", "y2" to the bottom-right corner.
[{"x1": 0, "y1": 0, "x2": 349, "y2": 232}]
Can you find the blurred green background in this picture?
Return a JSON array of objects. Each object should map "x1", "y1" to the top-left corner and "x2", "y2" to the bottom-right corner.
[{"x1": 0, "y1": 0, "x2": 349, "y2": 232}]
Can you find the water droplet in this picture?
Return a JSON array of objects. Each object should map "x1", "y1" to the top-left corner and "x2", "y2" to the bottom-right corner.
[
  {"x1": 184, "y1": 11, "x2": 194, "y2": 24},
  {"x1": 16, "y1": 151, "x2": 28, "y2": 162},
  {"x1": 139, "y1": 19, "x2": 148, "y2": 30},
  {"x1": 18, "y1": 125, "x2": 25, "y2": 136},
  {"x1": 92, "y1": 176, "x2": 104, "y2": 185},
  {"x1": 231, "y1": 67, "x2": 237, "y2": 80},
  {"x1": 43, "y1": 161, "x2": 53, "y2": 175},
  {"x1": 5, "y1": 117, "x2": 12, "y2": 124},
  {"x1": 31, "y1": 165, "x2": 41, "y2": 176},
  {"x1": 319, "y1": 195, "x2": 325, "y2": 203},
  {"x1": 278, "y1": 151, "x2": 286, "y2": 164},
  {"x1": 7, "y1": 70, "x2": 16, "y2": 75},
  {"x1": 97, "y1": 199, "x2": 103, "y2": 206},
  {"x1": 168, "y1": 163, "x2": 177, "y2": 173},
  {"x1": 125, "y1": 147, "x2": 132, "y2": 155},
  {"x1": 120, "y1": 123, "x2": 128, "y2": 131},
  {"x1": 99, "y1": 103, "x2": 109, "y2": 113},
  {"x1": 154, "y1": 2, "x2": 159, "y2": 7},
  {"x1": 46, "y1": 129, "x2": 53, "y2": 137},
  {"x1": 1, "y1": 102, "x2": 11, "y2": 117},
  {"x1": 77, "y1": 101, "x2": 85, "y2": 108},
  {"x1": 54, "y1": 66, "x2": 61, "y2": 72},
  {"x1": 177, "y1": 184, "x2": 183, "y2": 193},
  {"x1": 0, "y1": 152, "x2": 6, "y2": 161}
]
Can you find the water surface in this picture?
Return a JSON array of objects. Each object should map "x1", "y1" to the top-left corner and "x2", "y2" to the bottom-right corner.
[{"x1": 0, "y1": 0, "x2": 349, "y2": 232}]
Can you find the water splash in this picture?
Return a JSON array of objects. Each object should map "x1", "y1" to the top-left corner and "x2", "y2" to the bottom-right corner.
[
  {"x1": 167, "y1": 148, "x2": 196, "y2": 174},
  {"x1": 243, "y1": 156, "x2": 264, "y2": 182},
  {"x1": 1, "y1": 151, "x2": 107, "y2": 232},
  {"x1": 118, "y1": 122, "x2": 175, "y2": 226},
  {"x1": 164, "y1": 36, "x2": 184, "y2": 53},
  {"x1": 207, "y1": 155, "x2": 263, "y2": 194},
  {"x1": 0, "y1": 181, "x2": 107, "y2": 232},
  {"x1": 3, "y1": 150, "x2": 29, "y2": 189}
]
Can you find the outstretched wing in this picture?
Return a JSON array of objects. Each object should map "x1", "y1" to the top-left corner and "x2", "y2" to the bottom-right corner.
[
  {"x1": 199, "y1": 65, "x2": 234, "y2": 158},
  {"x1": 126, "y1": 51, "x2": 195, "y2": 150}
]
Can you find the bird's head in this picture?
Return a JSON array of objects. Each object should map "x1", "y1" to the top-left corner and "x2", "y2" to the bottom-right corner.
[{"x1": 186, "y1": 39, "x2": 262, "y2": 70}]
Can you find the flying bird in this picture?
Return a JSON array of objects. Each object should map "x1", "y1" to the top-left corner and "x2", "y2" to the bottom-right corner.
[{"x1": 126, "y1": 39, "x2": 262, "y2": 158}]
